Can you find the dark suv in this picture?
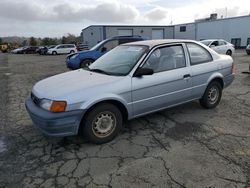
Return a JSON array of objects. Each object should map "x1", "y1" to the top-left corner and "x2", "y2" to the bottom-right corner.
[{"x1": 66, "y1": 36, "x2": 145, "y2": 69}]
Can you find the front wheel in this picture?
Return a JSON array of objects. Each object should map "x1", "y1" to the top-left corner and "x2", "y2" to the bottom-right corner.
[
  {"x1": 82, "y1": 103, "x2": 123, "y2": 144},
  {"x1": 52, "y1": 51, "x2": 57, "y2": 55},
  {"x1": 226, "y1": 50, "x2": 232, "y2": 56},
  {"x1": 199, "y1": 81, "x2": 222, "y2": 109},
  {"x1": 80, "y1": 59, "x2": 93, "y2": 68},
  {"x1": 70, "y1": 50, "x2": 74, "y2": 54}
]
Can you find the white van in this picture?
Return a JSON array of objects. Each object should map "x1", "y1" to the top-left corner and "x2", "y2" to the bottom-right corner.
[{"x1": 47, "y1": 44, "x2": 77, "y2": 55}]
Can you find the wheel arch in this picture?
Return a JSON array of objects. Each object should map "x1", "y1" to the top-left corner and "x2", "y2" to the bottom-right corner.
[
  {"x1": 207, "y1": 73, "x2": 224, "y2": 89},
  {"x1": 78, "y1": 98, "x2": 130, "y2": 134}
]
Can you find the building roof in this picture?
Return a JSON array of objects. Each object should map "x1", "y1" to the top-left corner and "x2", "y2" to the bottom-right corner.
[
  {"x1": 82, "y1": 25, "x2": 173, "y2": 31},
  {"x1": 82, "y1": 15, "x2": 250, "y2": 31}
]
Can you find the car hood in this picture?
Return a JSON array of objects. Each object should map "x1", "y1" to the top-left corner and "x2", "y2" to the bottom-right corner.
[{"x1": 32, "y1": 69, "x2": 123, "y2": 100}]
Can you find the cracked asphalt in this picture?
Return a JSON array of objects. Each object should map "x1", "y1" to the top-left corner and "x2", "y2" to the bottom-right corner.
[{"x1": 0, "y1": 51, "x2": 249, "y2": 188}]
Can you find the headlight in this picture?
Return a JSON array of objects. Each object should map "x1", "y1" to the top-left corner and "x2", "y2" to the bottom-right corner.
[{"x1": 40, "y1": 99, "x2": 67, "y2": 113}]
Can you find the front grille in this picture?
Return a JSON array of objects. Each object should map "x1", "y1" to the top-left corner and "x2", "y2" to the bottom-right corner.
[{"x1": 31, "y1": 93, "x2": 40, "y2": 106}]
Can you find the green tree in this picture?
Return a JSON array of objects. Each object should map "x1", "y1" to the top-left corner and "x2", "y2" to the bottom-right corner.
[
  {"x1": 22, "y1": 40, "x2": 27, "y2": 46},
  {"x1": 61, "y1": 36, "x2": 67, "y2": 44},
  {"x1": 29, "y1": 37, "x2": 37, "y2": 46}
]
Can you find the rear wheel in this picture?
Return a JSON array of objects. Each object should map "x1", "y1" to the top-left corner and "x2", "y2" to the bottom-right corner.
[
  {"x1": 199, "y1": 81, "x2": 222, "y2": 109},
  {"x1": 80, "y1": 59, "x2": 94, "y2": 68},
  {"x1": 226, "y1": 50, "x2": 232, "y2": 56},
  {"x1": 70, "y1": 50, "x2": 74, "y2": 54},
  {"x1": 82, "y1": 103, "x2": 123, "y2": 144},
  {"x1": 52, "y1": 51, "x2": 57, "y2": 55}
]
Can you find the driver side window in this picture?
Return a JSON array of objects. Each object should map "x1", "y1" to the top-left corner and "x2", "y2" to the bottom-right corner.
[
  {"x1": 143, "y1": 45, "x2": 186, "y2": 73},
  {"x1": 101, "y1": 40, "x2": 119, "y2": 52}
]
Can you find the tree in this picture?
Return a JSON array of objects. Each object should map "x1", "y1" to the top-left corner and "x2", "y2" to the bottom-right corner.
[
  {"x1": 22, "y1": 40, "x2": 28, "y2": 46},
  {"x1": 29, "y1": 37, "x2": 37, "y2": 46},
  {"x1": 61, "y1": 36, "x2": 67, "y2": 44}
]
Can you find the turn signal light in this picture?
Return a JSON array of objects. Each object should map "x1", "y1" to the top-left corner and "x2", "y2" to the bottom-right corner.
[{"x1": 50, "y1": 101, "x2": 67, "y2": 112}]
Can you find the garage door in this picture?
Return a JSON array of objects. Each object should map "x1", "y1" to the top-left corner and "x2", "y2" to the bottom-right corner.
[
  {"x1": 118, "y1": 29, "x2": 133, "y2": 36},
  {"x1": 152, "y1": 29, "x2": 164, "y2": 39}
]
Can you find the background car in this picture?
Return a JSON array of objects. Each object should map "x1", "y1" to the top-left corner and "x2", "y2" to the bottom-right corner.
[
  {"x1": 47, "y1": 44, "x2": 77, "y2": 55},
  {"x1": 246, "y1": 44, "x2": 250, "y2": 55},
  {"x1": 200, "y1": 39, "x2": 235, "y2": 56},
  {"x1": 77, "y1": 44, "x2": 89, "y2": 51},
  {"x1": 11, "y1": 47, "x2": 24, "y2": 54},
  {"x1": 66, "y1": 35, "x2": 145, "y2": 69},
  {"x1": 19, "y1": 46, "x2": 39, "y2": 54}
]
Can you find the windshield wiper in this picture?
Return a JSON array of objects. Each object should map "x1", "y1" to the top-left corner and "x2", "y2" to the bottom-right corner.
[{"x1": 89, "y1": 68, "x2": 110, "y2": 75}]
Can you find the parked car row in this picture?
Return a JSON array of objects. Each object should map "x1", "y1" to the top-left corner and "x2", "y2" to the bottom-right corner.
[{"x1": 11, "y1": 44, "x2": 78, "y2": 55}]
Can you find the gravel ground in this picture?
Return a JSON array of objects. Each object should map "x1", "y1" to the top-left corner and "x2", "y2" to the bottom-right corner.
[{"x1": 0, "y1": 52, "x2": 249, "y2": 188}]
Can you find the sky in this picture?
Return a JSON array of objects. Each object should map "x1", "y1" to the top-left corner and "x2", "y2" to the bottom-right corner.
[{"x1": 0, "y1": 0, "x2": 250, "y2": 37}]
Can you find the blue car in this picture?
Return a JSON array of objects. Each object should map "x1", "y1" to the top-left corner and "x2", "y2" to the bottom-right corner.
[{"x1": 66, "y1": 36, "x2": 144, "y2": 69}]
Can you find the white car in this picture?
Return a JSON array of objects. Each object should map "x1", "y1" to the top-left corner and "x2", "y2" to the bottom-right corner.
[
  {"x1": 47, "y1": 44, "x2": 77, "y2": 55},
  {"x1": 200, "y1": 39, "x2": 235, "y2": 56}
]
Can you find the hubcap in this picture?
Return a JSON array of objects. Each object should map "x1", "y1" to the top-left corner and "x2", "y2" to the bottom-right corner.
[
  {"x1": 92, "y1": 111, "x2": 116, "y2": 138},
  {"x1": 208, "y1": 86, "x2": 219, "y2": 104}
]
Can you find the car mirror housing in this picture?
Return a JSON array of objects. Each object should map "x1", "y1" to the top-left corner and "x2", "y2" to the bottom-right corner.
[
  {"x1": 101, "y1": 47, "x2": 107, "y2": 53},
  {"x1": 133, "y1": 67, "x2": 154, "y2": 77}
]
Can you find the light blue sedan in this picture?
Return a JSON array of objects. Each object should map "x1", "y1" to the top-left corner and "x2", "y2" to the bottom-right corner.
[{"x1": 26, "y1": 40, "x2": 235, "y2": 144}]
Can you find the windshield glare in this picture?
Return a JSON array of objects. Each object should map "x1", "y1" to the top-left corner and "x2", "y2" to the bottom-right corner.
[{"x1": 88, "y1": 45, "x2": 148, "y2": 76}]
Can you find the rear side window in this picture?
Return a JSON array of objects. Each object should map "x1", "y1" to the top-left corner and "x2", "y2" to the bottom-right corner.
[
  {"x1": 219, "y1": 40, "x2": 227, "y2": 46},
  {"x1": 186, "y1": 43, "x2": 213, "y2": 65},
  {"x1": 67, "y1": 45, "x2": 75, "y2": 48}
]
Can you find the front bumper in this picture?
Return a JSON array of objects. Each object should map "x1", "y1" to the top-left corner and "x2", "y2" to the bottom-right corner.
[
  {"x1": 25, "y1": 97, "x2": 86, "y2": 137},
  {"x1": 66, "y1": 58, "x2": 80, "y2": 70}
]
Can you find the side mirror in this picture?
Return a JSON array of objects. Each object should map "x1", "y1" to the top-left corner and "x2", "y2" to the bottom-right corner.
[
  {"x1": 134, "y1": 67, "x2": 154, "y2": 77},
  {"x1": 101, "y1": 47, "x2": 107, "y2": 53}
]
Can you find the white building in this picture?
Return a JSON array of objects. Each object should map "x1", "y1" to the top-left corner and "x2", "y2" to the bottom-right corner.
[{"x1": 81, "y1": 15, "x2": 250, "y2": 48}]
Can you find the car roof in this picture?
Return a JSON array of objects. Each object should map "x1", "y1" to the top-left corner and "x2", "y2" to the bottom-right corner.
[
  {"x1": 110, "y1": 35, "x2": 142, "y2": 39},
  {"x1": 122, "y1": 39, "x2": 198, "y2": 48}
]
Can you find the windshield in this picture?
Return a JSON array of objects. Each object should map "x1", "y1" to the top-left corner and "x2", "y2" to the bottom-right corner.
[
  {"x1": 90, "y1": 39, "x2": 109, "y2": 51},
  {"x1": 200, "y1": 40, "x2": 213, "y2": 46},
  {"x1": 88, "y1": 45, "x2": 148, "y2": 76}
]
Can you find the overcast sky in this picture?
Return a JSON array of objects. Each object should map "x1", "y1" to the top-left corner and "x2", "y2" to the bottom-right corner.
[{"x1": 1, "y1": 0, "x2": 250, "y2": 37}]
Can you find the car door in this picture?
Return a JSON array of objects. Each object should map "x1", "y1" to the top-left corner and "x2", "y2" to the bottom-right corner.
[
  {"x1": 131, "y1": 44, "x2": 193, "y2": 117},
  {"x1": 210, "y1": 41, "x2": 220, "y2": 53},
  {"x1": 218, "y1": 40, "x2": 227, "y2": 54},
  {"x1": 56, "y1": 45, "x2": 63, "y2": 54},
  {"x1": 186, "y1": 42, "x2": 218, "y2": 99}
]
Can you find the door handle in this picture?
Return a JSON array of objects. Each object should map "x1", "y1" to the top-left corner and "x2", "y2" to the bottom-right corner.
[{"x1": 183, "y1": 74, "x2": 191, "y2": 79}]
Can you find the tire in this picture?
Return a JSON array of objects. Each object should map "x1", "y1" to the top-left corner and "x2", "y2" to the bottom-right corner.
[
  {"x1": 226, "y1": 50, "x2": 232, "y2": 56},
  {"x1": 199, "y1": 81, "x2": 222, "y2": 109},
  {"x1": 247, "y1": 52, "x2": 250, "y2": 55},
  {"x1": 80, "y1": 59, "x2": 94, "y2": 68},
  {"x1": 70, "y1": 50, "x2": 74, "y2": 54},
  {"x1": 82, "y1": 103, "x2": 123, "y2": 144},
  {"x1": 52, "y1": 51, "x2": 57, "y2": 55}
]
